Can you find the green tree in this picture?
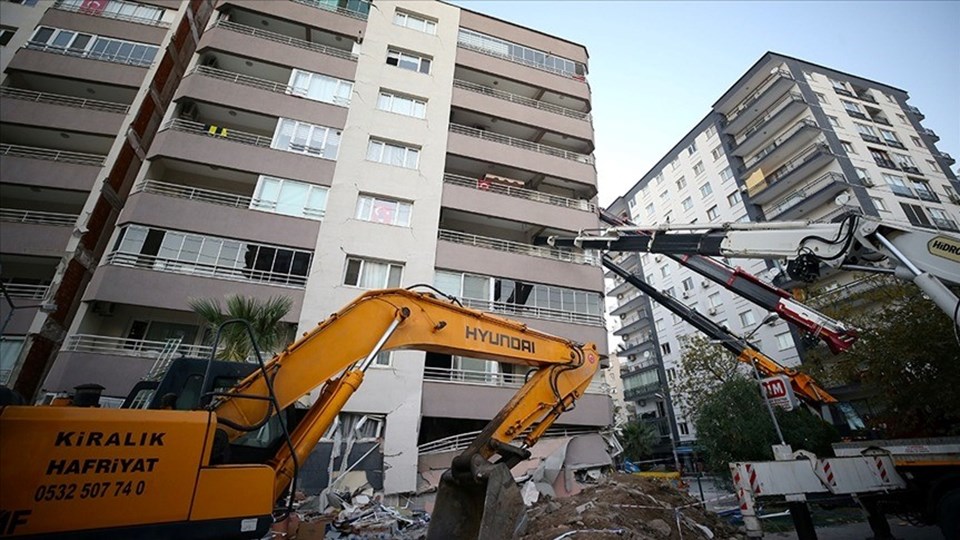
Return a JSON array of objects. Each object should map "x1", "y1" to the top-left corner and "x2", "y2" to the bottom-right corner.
[
  {"x1": 620, "y1": 420, "x2": 658, "y2": 462},
  {"x1": 190, "y1": 295, "x2": 294, "y2": 361},
  {"x1": 672, "y1": 334, "x2": 742, "y2": 418}
]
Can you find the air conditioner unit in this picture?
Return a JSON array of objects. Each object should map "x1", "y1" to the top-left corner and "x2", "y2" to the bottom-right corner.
[
  {"x1": 861, "y1": 178, "x2": 875, "y2": 187},
  {"x1": 708, "y1": 306, "x2": 718, "y2": 315}
]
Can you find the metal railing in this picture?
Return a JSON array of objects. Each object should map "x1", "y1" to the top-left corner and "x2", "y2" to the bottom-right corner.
[
  {"x1": 452, "y1": 79, "x2": 589, "y2": 120},
  {"x1": 456, "y1": 33, "x2": 585, "y2": 82},
  {"x1": 104, "y1": 251, "x2": 308, "y2": 288},
  {"x1": 939, "y1": 151, "x2": 955, "y2": 162},
  {"x1": 288, "y1": 0, "x2": 370, "y2": 20},
  {"x1": 423, "y1": 365, "x2": 606, "y2": 393},
  {"x1": 438, "y1": 229, "x2": 599, "y2": 266},
  {"x1": 759, "y1": 142, "x2": 831, "y2": 187},
  {"x1": 213, "y1": 20, "x2": 356, "y2": 61},
  {"x1": 765, "y1": 172, "x2": 846, "y2": 218},
  {"x1": 0, "y1": 143, "x2": 106, "y2": 166},
  {"x1": 457, "y1": 297, "x2": 604, "y2": 327},
  {"x1": 23, "y1": 41, "x2": 153, "y2": 67},
  {"x1": 906, "y1": 105, "x2": 923, "y2": 117},
  {"x1": 0, "y1": 208, "x2": 78, "y2": 226},
  {"x1": 0, "y1": 282, "x2": 50, "y2": 299},
  {"x1": 162, "y1": 118, "x2": 273, "y2": 148},
  {"x1": 449, "y1": 124, "x2": 594, "y2": 164},
  {"x1": 52, "y1": 0, "x2": 171, "y2": 27},
  {"x1": 743, "y1": 118, "x2": 819, "y2": 170},
  {"x1": 134, "y1": 179, "x2": 253, "y2": 209},
  {"x1": 191, "y1": 65, "x2": 350, "y2": 107},
  {"x1": 419, "y1": 425, "x2": 601, "y2": 455},
  {"x1": 624, "y1": 381, "x2": 661, "y2": 399},
  {"x1": 726, "y1": 68, "x2": 794, "y2": 123},
  {"x1": 0, "y1": 86, "x2": 129, "y2": 113},
  {"x1": 442, "y1": 173, "x2": 594, "y2": 212},
  {"x1": 736, "y1": 92, "x2": 805, "y2": 143},
  {"x1": 921, "y1": 127, "x2": 938, "y2": 139},
  {"x1": 61, "y1": 334, "x2": 212, "y2": 358}
]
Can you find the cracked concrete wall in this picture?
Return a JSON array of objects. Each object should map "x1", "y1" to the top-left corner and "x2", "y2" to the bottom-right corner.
[{"x1": 297, "y1": 0, "x2": 461, "y2": 494}]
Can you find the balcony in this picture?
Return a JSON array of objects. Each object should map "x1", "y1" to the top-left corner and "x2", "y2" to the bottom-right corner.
[
  {"x1": 23, "y1": 40, "x2": 153, "y2": 68},
  {"x1": 456, "y1": 29, "x2": 585, "y2": 82},
  {"x1": 921, "y1": 127, "x2": 939, "y2": 142},
  {"x1": 0, "y1": 282, "x2": 50, "y2": 300},
  {"x1": 906, "y1": 105, "x2": 924, "y2": 120},
  {"x1": 932, "y1": 217, "x2": 960, "y2": 232},
  {"x1": 288, "y1": 0, "x2": 370, "y2": 20},
  {"x1": 103, "y1": 251, "x2": 307, "y2": 288},
  {"x1": 882, "y1": 138, "x2": 906, "y2": 150},
  {"x1": 899, "y1": 164, "x2": 923, "y2": 175},
  {"x1": 613, "y1": 316, "x2": 650, "y2": 337},
  {"x1": 746, "y1": 143, "x2": 835, "y2": 204},
  {"x1": 0, "y1": 86, "x2": 128, "y2": 114},
  {"x1": 0, "y1": 208, "x2": 79, "y2": 227},
  {"x1": 438, "y1": 229, "x2": 599, "y2": 266},
  {"x1": 63, "y1": 334, "x2": 211, "y2": 358},
  {"x1": 939, "y1": 152, "x2": 956, "y2": 166},
  {"x1": 853, "y1": 90, "x2": 877, "y2": 104},
  {"x1": 915, "y1": 188, "x2": 941, "y2": 203},
  {"x1": 419, "y1": 426, "x2": 602, "y2": 455},
  {"x1": 0, "y1": 143, "x2": 105, "y2": 167},
  {"x1": 162, "y1": 118, "x2": 271, "y2": 148},
  {"x1": 873, "y1": 157, "x2": 899, "y2": 170},
  {"x1": 620, "y1": 357, "x2": 658, "y2": 377},
  {"x1": 610, "y1": 292, "x2": 646, "y2": 317},
  {"x1": 452, "y1": 79, "x2": 589, "y2": 121},
  {"x1": 133, "y1": 179, "x2": 252, "y2": 210},
  {"x1": 443, "y1": 173, "x2": 593, "y2": 212},
  {"x1": 618, "y1": 337, "x2": 655, "y2": 360},
  {"x1": 449, "y1": 124, "x2": 591, "y2": 164},
  {"x1": 423, "y1": 366, "x2": 607, "y2": 394},
  {"x1": 742, "y1": 118, "x2": 821, "y2": 173},
  {"x1": 764, "y1": 172, "x2": 848, "y2": 221},
  {"x1": 50, "y1": 0, "x2": 171, "y2": 27},
  {"x1": 643, "y1": 417, "x2": 672, "y2": 440},
  {"x1": 722, "y1": 68, "x2": 796, "y2": 134},
  {"x1": 844, "y1": 109, "x2": 868, "y2": 121},
  {"x1": 211, "y1": 19, "x2": 356, "y2": 62},
  {"x1": 624, "y1": 380, "x2": 661, "y2": 401},
  {"x1": 731, "y1": 92, "x2": 807, "y2": 157},
  {"x1": 833, "y1": 87, "x2": 853, "y2": 98},
  {"x1": 187, "y1": 65, "x2": 350, "y2": 116},
  {"x1": 859, "y1": 133, "x2": 882, "y2": 145},
  {"x1": 457, "y1": 297, "x2": 604, "y2": 327}
]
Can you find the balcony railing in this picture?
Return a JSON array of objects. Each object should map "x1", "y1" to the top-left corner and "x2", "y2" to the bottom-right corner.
[
  {"x1": 449, "y1": 123, "x2": 594, "y2": 164},
  {"x1": 0, "y1": 208, "x2": 78, "y2": 226},
  {"x1": 288, "y1": 0, "x2": 370, "y2": 20},
  {"x1": 624, "y1": 381, "x2": 661, "y2": 400},
  {"x1": 899, "y1": 164, "x2": 922, "y2": 175},
  {"x1": 457, "y1": 297, "x2": 604, "y2": 327},
  {"x1": 620, "y1": 357, "x2": 658, "y2": 376},
  {"x1": 162, "y1": 118, "x2": 273, "y2": 148},
  {"x1": 213, "y1": 20, "x2": 356, "y2": 61},
  {"x1": 833, "y1": 87, "x2": 853, "y2": 98},
  {"x1": 870, "y1": 116, "x2": 892, "y2": 127},
  {"x1": 766, "y1": 172, "x2": 846, "y2": 218},
  {"x1": 133, "y1": 179, "x2": 253, "y2": 209},
  {"x1": 419, "y1": 425, "x2": 601, "y2": 455},
  {"x1": 873, "y1": 157, "x2": 898, "y2": 170},
  {"x1": 456, "y1": 32, "x2": 585, "y2": 82},
  {"x1": 438, "y1": 229, "x2": 599, "y2": 266},
  {"x1": 939, "y1": 152, "x2": 955, "y2": 164},
  {"x1": 24, "y1": 41, "x2": 153, "y2": 67},
  {"x1": 743, "y1": 118, "x2": 819, "y2": 170},
  {"x1": 845, "y1": 109, "x2": 868, "y2": 120},
  {"x1": 859, "y1": 133, "x2": 882, "y2": 144},
  {"x1": 443, "y1": 173, "x2": 594, "y2": 212},
  {"x1": 920, "y1": 127, "x2": 938, "y2": 140},
  {"x1": 763, "y1": 143, "x2": 832, "y2": 185},
  {"x1": 726, "y1": 68, "x2": 794, "y2": 123},
  {"x1": 882, "y1": 138, "x2": 905, "y2": 149},
  {"x1": 916, "y1": 189, "x2": 940, "y2": 203},
  {"x1": 932, "y1": 218, "x2": 960, "y2": 232},
  {"x1": 61, "y1": 334, "x2": 212, "y2": 358},
  {"x1": 452, "y1": 79, "x2": 589, "y2": 120},
  {"x1": 0, "y1": 282, "x2": 50, "y2": 299},
  {"x1": 0, "y1": 86, "x2": 130, "y2": 114},
  {"x1": 737, "y1": 92, "x2": 805, "y2": 142},
  {"x1": 0, "y1": 143, "x2": 106, "y2": 166},
  {"x1": 853, "y1": 91, "x2": 877, "y2": 104},
  {"x1": 104, "y1": 251, "x2": 308, "y2": 288},
  {"x1": 52, "y1": 0, "x2": 171, "y2": 27},
  {"x1": 191, "y1": 65, "x2": 350, "y2": 107},
  {"x1": 423, "y1": 366, "x2": 606, "y2": 393},
  {"x1": 906, "y1": 105, "x2": 923, "y2": 118}
]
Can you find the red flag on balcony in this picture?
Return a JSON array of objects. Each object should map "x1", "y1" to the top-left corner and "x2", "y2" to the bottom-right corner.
[{"x1": 80, "y1": 0, "x2": 108, "y2": 13}]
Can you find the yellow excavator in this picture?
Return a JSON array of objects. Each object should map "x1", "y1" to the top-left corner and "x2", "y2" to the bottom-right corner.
[{"x1": 0, "y1": 287, "x2": 603, "y2": 539}]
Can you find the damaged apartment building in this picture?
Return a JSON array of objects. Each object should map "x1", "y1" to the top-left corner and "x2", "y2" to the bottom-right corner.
[{"x1": 0, "y1": 0, "x2": 615, "y2": 497}]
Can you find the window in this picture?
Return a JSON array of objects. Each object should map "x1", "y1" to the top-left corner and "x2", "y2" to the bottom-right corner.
[
  {"x1": 655, "y1": 173, "x2": 665, "y2": 185},
  {"x1": 727, "y1": 191, "x2": 741, "y2": 206},
  {"x1": 719, "y1": 167, "x2": 734, "y2": 182},
  {"x1": 0, "y1": 27, "x2": 16, "y2": 47},
  {"x1": 659, "y1": 190, "x2": 669, "y2": 201},
  {"x1": 929, "y1": 208, "x2": 955, "y2": 229},
  {"x1": 840, "y1": 140, "x2": 856, "y2": 154},
  {"x1": 693, "y1": 161, "x2": 705, "y2": 176},
  {"x1": 681, "y1": 197, "x2": 693, "y2": 210},
  {"x1": 880, "y1": 129, "x2": 901, "y2": 146},
  {"x1": 457, "y1": 28, "x2": 583, "y2": 78},
  {"x1": 896, "y1": 113, "x2": 908, "y2": 124},
  {"x1": 827, "y1": 115, "x2": 840, "y2": 128},
  {"x1": 679, "y1": 422, "x2": 690, "y2": 436},
  {"x1": 855, "y1": 123, "x2": 877, "y2": 137},
  {"x1": 344, "y1": 257, "x2": 403, "y2": 288},
  {"x1": 707, "y1": 292, "x2": 721, "y2": 308},
  {"x1": 815, "y1": 92, "x2": 827, "y2": 103},
  {"x1": 776, "y1": 332, "x2": 793, "y2": 351},
  {"x1": 663, "y1": 211, "x2": 672, "y2": 223},
  {"x1": 58, "y1": 0, "x2": 164, "y2": 22},
  {"x1": 900, "y1": 202, "x2": 933, "y2": 227},
  {"x1": 366, "y1": 139, "x2": 420, "y2": 169},
  {"x1": 322, "y1": 413, "x2": 384, "y2": 441},
  {"x1": 738, "y1": 310, "x2": 756, "y2": 326},
  {"x1": 666, "y1": 367, "x2": 676, "y2": 381},
  {"x1": 377, "y1": 90, "x2": 426, "y2": 118},
  {"x1": 288, "y1": 69, "x2": 353, "y2": 106},
  {"x1": 871, "y1": 197, "x2": 888, "y2": 212},
  {"x1": 829, "y1": 78, "x2": 846, "y2": 91},
  {"x1": 434, "y1": 271, "x2": 603, "y2": 318},
  {"x1": 707, "y1": 205, "x2": 719, "y2": 220},
  {"x1": 660, "y1": 265, "x2": 670, "y2": 278},
  {"x1": 705, "y1": 125, "x2": 717, "y2": 139},
  {"x1": 355, "y1": 194, "x2": 412, "y2": 227},
  {"x1": 681, "y1": 278, "x2": 694, "y2": 291},
  {"x1": 1, "y1": 337, "x2": 25, "y2": 385},
  {"x1": 29, "y1": 26, "x2": 159, "y2": 66},
  {"x1": 655, "y1": 319, "x2": 664, "y2": 332},
  {"x1": 882, "y1": 173, "x2": 911, "y2": 196},
  {"x1": 394, "y1": 10, "x2": 436, "y2": 34},
  {"x1": 251, "y1": 176, "x2": 328, "y2": 220},
  {"x1": 675, "y1": 176, "x2": 687, "y2": 190},
  {"x1": 661, "y1": 342, "x2": 672, "y2": 355},
  {"x1": 710, "y1": 146, "x2": 723, "y2": 161},
  {"x1": 927, "y1": 160, "x2": 939, "y2": 173},
  {"x1": 855, "y1": 167, "x2": 871, "y2": 184},
  {"x1": 698, "y1": 182, "x2": 713, "y2": 197},
  {"x1": 272, "y1": 118, "x2": 341, "y2": 159},
  {"x1": 386, "y1": 48, "x2": 431, "y2": 74},
  {"x1": 645, "y1": 203, "x2": 655, "y2": 217},
  {"x1": 893, "y1": 153, "x2": 916, "y2": 169},
  {"x1": 664, "y1": 287, "x2": 675, "y2": 297},
  {"x1": 670, "y1": 158, "x2": 680, "y2": 171},
  {"x1": 687, "y1": 142, "x2": 697, "y2": 155},
  {"x1": 841, "y1": 100, "x2": 862, "y2": 114},
  {"x1": 911, "y1": 136, "x2": 923, "y2": 148},
  {"x1": 372, "y1": 351, "x2": 392, "y2": 367},
  {"x1": 885, "y1": 94, "x2": 896, "y2": 104}
]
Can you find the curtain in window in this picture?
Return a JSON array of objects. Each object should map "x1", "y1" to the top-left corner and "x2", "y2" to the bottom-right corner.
[{"x1": 360, "y1": 261, "x2": 387, "y2": 288}]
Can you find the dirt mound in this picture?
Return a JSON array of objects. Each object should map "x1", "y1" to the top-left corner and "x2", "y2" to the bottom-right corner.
[{"x1": 519, "y1": 473, "x2": 743, "y2": 540}]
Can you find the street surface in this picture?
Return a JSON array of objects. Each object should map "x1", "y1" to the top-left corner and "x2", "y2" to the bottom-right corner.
[{"x1": 765, "y1": 521, "x2": 942, "y2": 539}]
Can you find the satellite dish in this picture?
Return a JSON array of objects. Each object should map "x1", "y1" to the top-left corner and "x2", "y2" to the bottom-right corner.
[{"x1": 834, "y1": 192, "x2": 851, "y2": 206}]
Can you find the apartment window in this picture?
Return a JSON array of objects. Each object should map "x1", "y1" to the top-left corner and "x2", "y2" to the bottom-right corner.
[
  {"x1": 927, "y1": 160, "x2": 939, "y2": 173},
  {"x1": 672, "y1": 313, "x2": 682, "y2": 324},
  {"x1": 670, "y1": 158, "x2": 680, "y2": 171},
  {"x1": 675, "y1": 176, "x2": 687, "y2": 190},
  {"x1": 929, "y1": 208, "x2": 955, "y2": 229},
  {"x1": 707, "y1": 292, "x2": 721, "y2": 308},
  {"x1": 776, "y1": 332, "x2": 794, "y2": 351},
  {"x1": 693, "y1": 161, "x2": 705, "y2": 176},
  {"x1": 855, "y1": 167, "x2": 871, "y2": 184},
  {"x1": 271, "y1": 118, "x2": 341, "y2": 159},
  {"x1": 880, "y1": 129, "x2": 901, "y2": 146},
  {"x1": 344, "y1": 257, "x2": 403, "y2": 288},
  {"x1": 288, "y1": 69, "x2": 353, "y2": 106},
  {"x1": 911, "y1": 178, "x2": 935, "y2": 198},
  {"x1": 655, "y1": 173, "x2": 665, "y2": 185},
  {"x1": 705, "y1": 125, "x2": 717, "y2": 139},
  {"x1": 737, "y1": 214, "x2": 750, "y2": 223},
  {"x1": 393, "y1": 9, "x2": 436, "y2": 34},
  {"x1": 112, "y1": 225, "x2": 312, "y2": 286},
  {"x1": 666, "y1": 367, "x2": 676, "y2": 381},
  {"x1": 882, "y1": 173, "x2": 911, "y2": 196},
  {"x1": 896, "y1": 113, "x2": 908, "y2": 125},
  {"x1": 871, "y1": 197, "x2": 888, "y2": 212},
  {"x1": 841, "y1": 100, "x2": 862, "y2": 114},
  {"x1": 355, "y1": 194, "x2": 412, "y2": 227},
  {"x1": 840, "y1": 140, "x2": 856, "y2": 154},
  {"x1": 251, "y1": 176, "x2": 328, "y2": 220},
  {"x1": 829, "y1": 78, "x2": 846, "y2": 92},
  {"x1": 377, "y1": 90, "x2": 426, "y2": 118},
  {"x1": 893, "y1": 153, "x2": 916, "y2": 169},
  {"x1": 827, "y1": 115, "x2": 840, "y2": 128},
  {"x1": 655, "y1": 319, "x2": 664, "y2": 332},
  {"x1": 855, "y1": 123, "x2": 877, "y2": 137},
  {"x1": 681, "y1": 278, "x2": 694, "y2": 291},
  {"x1": 659, "y1": 190, "x2": 669, "y2": 201},
  {"x1": 366, "y1": 139, "x2": 420, "y2": 169},
  {"x1": 707, "y1": 205, "x2": 720, "y2": 220},
  {"x1": 58, "y1": 0, "x2": 164, "y2": 22},
  {"x1": 386, "y1": 48, "x2": 431, "y2": 74},
  {"x1": 372, "y1": 351, "x2": 392, "y2": 367},
  {"x1": 661, "y1": 342, "x2": 672, "y2": 355},
  {"x1": 0, "y1": 27, "x2": 16, "y2": 47},
  {"x1": 679, "y1": 422, "x2": 690, "y2": 436},
  {"x1": 911, "y1": 136, "x2": 923, "y2": 148},
  {"x1": 885, "y1": 94, "x2": 896, "y2": 104},
  {"x1": 457, "y1": 28, "x2": 583, "y2": 77},
  {"x1": 29, "y1": 26, "x2": 158, "y2": 66},
  {"x1": 719, "y1": 167, "x2": 734, "y2": 182},
  {"x1": 900, "y1": 202, "x2": 933, "y2": 227},
  {"x1": 687, "y1": 142, "x2": 697, "y2": 155},
  {"x1": 660, "y1": 265, "x2": 670, "y2": 278},
  {"x1": 815, "y1": 92, "x2": 827, "y2": 103},
  {"x1": 739, "y1": 310, "x2": 756, "y2": 327},
  {"x1": 645, "y1": 203, "x2": 655, "y2": 217},
  {"x1": 698, "y1": 182, "x2": 713, "y2": 197},
  {"x1": 1, "y1": 337, "x2": 25, "y2": 385},
  {"x1": 681, "y1": 197, "x2": 693, "y2": 210},
  {"x1": 434, "y1": 271, "x2": 602, "y2": 318},
  {"x1": 726, "y1": 191, "x2": 741, "y2": 206},
  {"x1": 663, "y1": 211, "x2": 672, "y2": 224},
  {"x1": 710, "y1": 146, "x2": 723, "y2": 161},
  {"x1": 665, "y1": 287, "x2": 676, "y2": 298}
]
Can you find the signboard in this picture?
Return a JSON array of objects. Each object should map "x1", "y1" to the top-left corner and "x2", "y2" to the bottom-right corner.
[{"x1": 761, "y1": 375, "x2": 799, "y2": 411}]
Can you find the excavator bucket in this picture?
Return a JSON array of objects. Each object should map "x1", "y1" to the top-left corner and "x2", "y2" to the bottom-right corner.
[{"x1": 426, "y1": 462, "x2": 527, "y2": 540}]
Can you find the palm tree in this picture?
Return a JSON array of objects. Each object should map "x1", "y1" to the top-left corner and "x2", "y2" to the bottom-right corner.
[{"x1": 189, "y1": 295, "x2": 294, "y2": 361}]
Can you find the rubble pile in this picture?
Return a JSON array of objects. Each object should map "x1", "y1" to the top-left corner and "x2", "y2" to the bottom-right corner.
[
  {"x1": 519, "y1": 473, "x2": 743, "y2": 540},
  {"x1": 285, "y1": 488, "x2": 430, "y2": 540}
]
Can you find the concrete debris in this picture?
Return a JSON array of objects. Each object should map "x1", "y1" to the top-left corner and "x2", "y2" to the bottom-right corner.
[
  {"x1": 290, "y1": 486, "x2": 429, "y2": 539},
  {"x1": 521, "y1": 480, "x2": 541, "y2": 507},
  {"x1": 646, "y1": 518, "x2": 672, "y2": 538}
]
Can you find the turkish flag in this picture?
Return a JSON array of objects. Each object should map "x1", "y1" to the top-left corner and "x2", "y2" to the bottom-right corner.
[
  {"x1": 372, "y1": 200, "x2": 396, "y2": 224},
  {"x1": 80, "y1": 0, "x2": 107, "y2": 14}
]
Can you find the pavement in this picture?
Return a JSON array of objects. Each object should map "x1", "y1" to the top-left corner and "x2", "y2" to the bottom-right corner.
[{"x1": 764, "y1": 521, "x2": 942, "y2": 539}]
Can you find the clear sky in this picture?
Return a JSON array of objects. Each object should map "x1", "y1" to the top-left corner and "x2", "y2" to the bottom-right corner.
[{"x1": 451, "y1": 0, "x2": 960, "y2": 206}]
